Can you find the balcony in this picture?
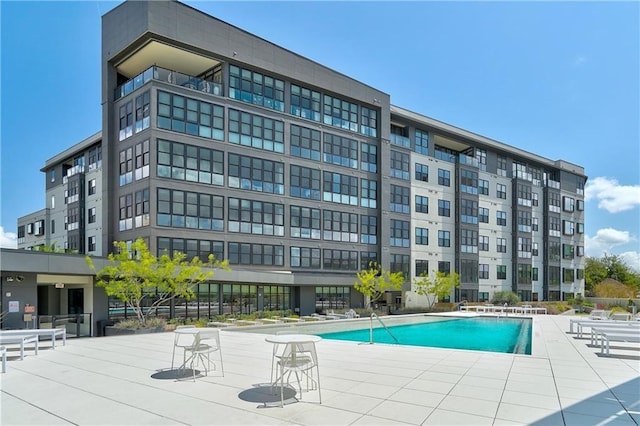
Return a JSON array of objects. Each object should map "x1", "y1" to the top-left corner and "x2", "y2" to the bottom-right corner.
[
  {"x1": 390, "y1": 133, "x2": 410, "y2": 148},
  {"x1": 459, "y1": 154, "x2": 479, "y2": 168},
  {"x1": 115, "y1": 65, "x2": 223, "y2": 100}
]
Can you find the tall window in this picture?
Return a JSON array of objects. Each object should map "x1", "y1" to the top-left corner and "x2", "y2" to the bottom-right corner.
[
  {"x1": 479, "y1": 235, "x2": 489, "y2": 251},
  {"x1": 438, "y1": 230, "x2": 450, "y2": 247},
  {"x1": 479, "y1": 179, "x2": 489, "y2": 195},
  {"x1": 496, "y1": 238, "x2": 507, "y2": 253},
  {"x1": 135, "y1": 90, "x2": 150, "y2": 133},
  {"x1": 118, "y1": 100, "x2": 133, "y2": 141},
  {"x1": 323, "y1": 210, "x2": 358, "y2": 242},
  {"x1": 290, "y1": 205, "x2": 321, "y2": 239},
  {"x1": 497, "y1": 155, "x2": 508, "y2": 176},
  {"x1": 360, "y1": 106, "x2": 377, "y2": 137},
  {"x1": 323, "y1": 94, "x2": 358, "y2": 132},
  {"x1": 360, "y1": 142, "x2": 377, "y2": 172},
  {"x1": 415, "y1": 227, "x2": 429, "y2": 245},
  {"x1": 88, "y1": 207, "x2": 96, "y2": 224},
  {"x1": 290, "y1": 165, "x2": 321, "y2": 200},
  {"x1": 290, "y1": 84, "x2": 321, "y2": 121},
  {"x1": 390, "y1": 219, "x2": 410, "y2": 247},
  {"x1": 134, "y1": 189, "x2": 150, "y2": 228},
  {"x1": 119, "y1": 194, "x2": 133, "y2": 231},
  {"x1": 416, "y1": 260, "x2": 429, "y2": 277},
  {"x1": 496, "y1": 184, "x2": 507, "y2": 199},
  {"x1": 479, "y1": 207, "x2": 489, "y2": 223},
  {"x1": 360, "y1": 215, "x2": 377, "y2": 245},
  {"x1": 497, "y1": 265, "x2": 507, "y2": 280},
  {"x1": 438, "y1": 169, "x2": 450, "y2": 186},
  {"x1": 415, "y1": 163, "x2": 428, "y2": 182},
  {"x1": 496, "y1": 210, "x2": 507, "y2": 226},
  {"x1": 324, "y1": 133, "x2": 358, "y2": 169},
  {"x1": 360, "y1": 179, "x2": 377, "y2": 208},
  {"x1": 479, "y1": 264, "x2": 489, "y2": 279},
  {"x1": 390, "y1": 185, "x2": 410, "y2": 213},
  {"x1": 119, "y1": 147, "x2": 133, "y2": 186},
  {"x1": 460, "y1": 170, "x2": 478, "y2": 195},
  {"x1": 460, "y1": 229, "x2": 478, "y2": 253},
  {"x1": 438, "y1": 199, "x2": 451, "y2": 217},
  {"x1": 390, "y1": 151, "x2": 410, "y2": 180},
  {"x1": 415, "y1": 195, "x2": 428, "y2": 213},
  {"x1": 414, "y1": 129, "x2": 428, "y2": 155},
  {"x1": 134, "y1": 140, "x2": 150, "y2": 180},
  {"x1": 290, "y1": 124, "x2": 321, "y2": 161},
  {"x1": 461, "y1": 199, "x2": 478, "y2": 224}
]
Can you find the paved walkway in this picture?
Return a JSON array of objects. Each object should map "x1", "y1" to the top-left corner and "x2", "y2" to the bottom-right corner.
[{"x1": 1, "y1": 315, "x2": 638, "y2": 425}]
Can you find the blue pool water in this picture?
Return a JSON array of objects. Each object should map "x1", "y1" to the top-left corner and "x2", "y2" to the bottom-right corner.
[{"x1": 318, "y1": 317, "x2": 532, "y2": 355}]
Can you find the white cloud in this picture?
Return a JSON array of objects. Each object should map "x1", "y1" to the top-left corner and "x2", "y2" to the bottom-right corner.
[
  {"x1": 619, "y1": 251, "x2": 640, "y2": 272},
  {"x1": 585, "y1": 228, "x2": 633, "y2": 257},
  {"x1": 585, "y1": 176, "x2": 640, "y2": 213},
  {"x1": 0, "y1": 226, "x2": 17, "y2": 249}
]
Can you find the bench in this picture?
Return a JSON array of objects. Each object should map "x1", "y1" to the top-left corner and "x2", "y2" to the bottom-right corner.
[
  {"x1": 569, "y1": 318, "x2": 636, "y2": 333},
  {"x1": 592, "y1": 328, "x2": 640, "y2": 355},
  {"x1": 579, "y1": 322, "x2": 640, "y2": 339},
  {"x1": 0, "y1": 334, "x2": 39, "y2": 360},
  {"x1": 0, "y1": 328, "x2": 66, "y2": 349},
  {"x1": 0, "y1": 346, "x2": 6, "y2": 373}
]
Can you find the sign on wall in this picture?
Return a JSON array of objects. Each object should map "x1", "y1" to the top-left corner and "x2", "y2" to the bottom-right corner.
[{"x1": 8, "y1": 300, "x2": 19, "y2": 313}]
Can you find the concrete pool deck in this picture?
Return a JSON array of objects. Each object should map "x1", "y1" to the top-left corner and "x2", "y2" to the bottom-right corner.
[{"x1": 1, "y1": 314, "x2": 638, "y2": 425}]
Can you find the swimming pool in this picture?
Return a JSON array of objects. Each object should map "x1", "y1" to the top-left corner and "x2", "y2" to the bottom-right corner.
[{"x1": 317, "y1": 317, "x2": 532, "y2": 355}]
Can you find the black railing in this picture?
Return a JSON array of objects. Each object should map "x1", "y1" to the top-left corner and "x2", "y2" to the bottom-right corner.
[{"x1": 37, "y1": 314, "x2": 92, "y2": 338}]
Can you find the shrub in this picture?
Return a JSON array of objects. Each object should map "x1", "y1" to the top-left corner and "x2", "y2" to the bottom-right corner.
[{"x1": 490, "y1": 291, "x2": 520, "y2": 306}]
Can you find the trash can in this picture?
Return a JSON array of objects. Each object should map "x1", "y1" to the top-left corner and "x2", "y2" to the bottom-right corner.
[{"x1": 97, "y1": 319, "x2": 115, "y2": 337}]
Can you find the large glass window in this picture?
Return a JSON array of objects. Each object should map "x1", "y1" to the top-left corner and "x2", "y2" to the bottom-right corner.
[
  {"x1": 323, "y1": 171, "x2": 358, "y2": 205},
  {"x1": 157, "y1": 140, "x2": 224, "y2": 186},
  {"x1": 323, "y1": 249, "x2": 358, "y2": 270},
  {"x1": 228, "y1": 198, "x2": 284, "y2": 236},
  {"x1": 228, "y1": 242, "x2": 284, "y2": 266},
  {"x1": 119, "y1": 147, "x2": 133, "y2": 186},
  {"x1": 323, "y1": 94, "x2": 358, "y2": 132},
  {"x1": 518, "y1": 237, "x2": 532, "y2": 259},
  {"x1": 434, "y1": 145, "x2": 457, "y2": 163},
  {"x1": 461, "y1": 229, "x2": 478, "y2": 253},
  {"x1": 390, "y1": 185, "x2": 410, "y2": 213},
  {"x1": 290, "y1": 84, "x2": 321, "y2": 121},
  {"x1": 415, "y1": 227, "x2": 429, "y2": 245},
  {"x1": 460, "y1": 169, "x2": 478, "y2": 195},
  {"x1": 479, "y1": 179, "x2": 489, "y2": 195},
  {"x1": 518, "y1": 264, "x2": 532, "y2": 284},
  {"x1": 461, "y1": 259, "x2": 478, "y2": 283},
  {"x1": 158, "y1": 237, "x2": 224, "y2": 261},
  {"x1": 438, "y1": 169, "x2": 450, "y2": 186},
  {"x1": 315, "y1": 286, "x2": 351, "y2": 311},
  {"x1": 497, "y1": 210, "x2": 507, "y2": 226},
  {"x1": 228, "y1": 153, "x2": 284, "y2": 194},
  {"x1": 134, "y1": 140, "x2": 150, "y2": 180},
  {"x1": 134, "y1": 189, "x2": 150, "y2": 228},
  {"x1": 390, "y1": 150, "x2": 410, "y2": 180},
  {"x1": 390, "y1": 254, "x2": 410, "y2": 277},
  {"x1": 517, "y1": 210, "x2": 532, "y2": 233},
  {"x1": 390, "y1": 219, "x2": 410, "y2": 247},
  {"x1": 157, "y1": 188, "x2": 224, "y2": 231},
  {"x1": 229, "y1": 65, "x2": 284, "y2": 111},
  {"x1": 360, "y1": 106, "x2": 377, "y2": 137},
  {"x1": 415, "y1": 163, "x2": 428, "y2": 182},
  {"x1": 290, "y1": 165, "x2": 321, "y2": 200},
  {"x1": 291, "y1": 246, "x2": 321, "y2": 268},
  {"x1": 438, "y1": 230, "x2": 450, "y2": 247},
  {"x1": 438, "y1": 199, "x2": 451, "y2": 217},
  {"x1": 119, "y1": 100, "x2": 133, "y2": 141},
  {"x1": 461, "y1": 199, "x2": 478, "y2": 224},
  {"x1": 323, "y1": 210, "x2": 358, "y2": 242},
  {"x1": 323, "y1": 133, "x2": 358, "y2": 169},
  {"x1": 360, "y1": 215, "x2": 377, "y2": 245},
  {"x1": 360, "y1": 252, "x2": 378, "y2": 270},
  {"x1": 497, "y1": 265, "x2": 507, "y2": 280},
  {"x1": 290, "y1": 124, "x2": 321, "y2": 161},
  {"x1": 135, "y1": 90, "x2": 150, "y2": 133},
  {"x1": 479, "y1": 235, "x2": 489, "y2": 251},
  {"x1": 360, "y1": 142, "x2": 377, "y2": 172},
  {"x1": 360, "y1": 179, "x2": 377, "y2": 209},
  {"x1": 415, "y1": 195, "x2": 428, "y2": 214},
  {"x1": 416, "y1": 260, "x2": 429, "y2": 277},
  {"x1": 119, "y1": 194, "x2": 133, "y2": 231},
  {"x1": 414, "y1": 129, "x2": 428, "y2": 155},
  {"x1": 290, "y1": 205, "x2": 321, "y2": 239},
  {"x1": 228, "y1": 109, "x2": 284, "y2": 153},
  {"x1": 157, "y1": 91, "x2": 224, "y2": 140}
]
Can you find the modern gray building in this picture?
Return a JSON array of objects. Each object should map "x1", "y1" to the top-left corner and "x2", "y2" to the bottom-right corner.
[{"x1": 13, "y1": 0, "x2": 586, "y2": 326}]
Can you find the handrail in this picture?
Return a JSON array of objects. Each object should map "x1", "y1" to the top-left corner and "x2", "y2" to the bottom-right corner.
[{"x1": 369, "y1": 313, "x2": 399, "y2": 344}]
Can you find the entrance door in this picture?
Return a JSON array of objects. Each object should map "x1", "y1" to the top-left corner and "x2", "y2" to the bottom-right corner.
[{"x1": 68, "y1": 288, "x2": 84, "y2": 314}]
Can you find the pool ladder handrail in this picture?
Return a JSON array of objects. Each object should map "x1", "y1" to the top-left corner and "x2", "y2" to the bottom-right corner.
[{"x1": 369, "y1": 313, "x2": 399, "y2": 344}]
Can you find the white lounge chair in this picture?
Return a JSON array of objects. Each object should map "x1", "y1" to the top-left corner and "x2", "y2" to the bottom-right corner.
[{"x1": 588, "y1": 310, "x2": 611, "y2": 320}]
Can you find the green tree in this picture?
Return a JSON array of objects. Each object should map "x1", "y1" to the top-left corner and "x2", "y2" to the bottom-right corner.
[
  {"x1": 585, "y1": 254, "x2": 640, "y2": 295},
  {"x1": 413, "y1": 270, "x2": 460, "y2": 310},
  {"x1": 585, "y1": 257, "x2": 608, "y2": 295},
  {"x1": 354, "y1": 262, "x2": 405, "y2": 308},
  {"x1": 86, "y1": 238, "x2": 229, "y2": 327}
]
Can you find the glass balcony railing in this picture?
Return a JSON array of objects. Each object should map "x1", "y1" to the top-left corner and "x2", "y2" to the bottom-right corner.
[
  {"x1": 115, "y1": 65, "x2": 224, "y2": 100},
  {"x1": 390, "y1": 133, "x2": 411, "y2": 148},
  {"x1": 459, "y1": 154, "x2": 479, "y2": 168}
]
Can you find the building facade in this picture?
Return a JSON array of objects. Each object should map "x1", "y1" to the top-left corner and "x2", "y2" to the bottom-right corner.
[{"x1": 16, "y1": 0, "x2": 586, "y2": 322}]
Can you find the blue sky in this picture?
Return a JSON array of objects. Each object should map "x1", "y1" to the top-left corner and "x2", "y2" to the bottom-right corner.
[{"x1": 1, "y1": 1, "x2": 639, "y2": 268}]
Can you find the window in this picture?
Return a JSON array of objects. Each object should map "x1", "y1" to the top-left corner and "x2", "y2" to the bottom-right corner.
[
  {"x1": 134, "y1": 140, "x2": 150, "y2": 180},
  {"x1": 496, "y1": 184, "x2": 507, "y2": 199},
  {"x1": 577, "y1": 245, "x2": 584, "y2": 257},
  {"x1": 497, "y1": 155, "x2": 508, "y2": 176},
  {"x1": 228, "y1": 109, "x2": 284, "y2": 153},
  {"x1": 119, "y1": 147, "x2": 133, "y2": 186},
  {"x1": 290, "y1": 205, "x2": 321, "y2": 239},
  {"x1": 475, "y1": 148, "x2": 487, "y2": 171},
  {"x1": 228, "y1": 198, "x2": 284, "y2": 236},
  {"x1": 88, "y1": 236, "x2": 96, "y2": 252},
  {"x1": 323, "y1": 94, "x2": 358, "y2": 132},
  {"x1": 563, "y1": 220, "x2": 575, "y2": 236},
  {"x1": 434, "y1": 145, "x2": 457, "y2": 163},
  {"x1": 228, "y1": 153, "x2": 284, "y2": 195},
  {"x1": 479, "y1": 207, "x2": 489, "y2": 223},
  {"x1": 563, "y1": 196, "x2": 575, "y2": 212},
  {"x1": 518, "y1": 237, "x2": 532, "y2": 259},
  {"x1": 497, "y1": 238, "x2": 507, "y2": 253},
  {"x1": 438, "y1": 230, "x2": 450, "y2": 247},
  {"x1": 228, "y1": 243, "x2": 284, "y2": 266},
  {"x1": 460, "y1": 169, "x2": 478, "y2": 195},
  {"x1": 51, "y1": 220, "x2": 55, "y2": 235},
  {"x1": 159, "y1": 238, "x2": 224, "y2": 262},
  {"x1": 360, "y1": 106, "x2": 377, "y2": 137},
  {"x1": 577, "y1": 199, "x2": 584, "y2": 211},
  {"x1": 517, "y1": 183, "x2": 532, "y2": 207},
  {"x1": 479, "y1": 235, "x2": 489, "y2": 251},
  {"x1": 323, "y1": 249, "x2": 358, "y2": 270},
  {"x1": 461, "y1": 199, "x2": 478, "y2": 224},
  {"x1": 290, "y1": 246, "x2": 321, "y2": 268},
  {"x1": 532, "y1": 267, "x2": 539, "y2": 281},
  {"x1": 390, "y1": 125, "x2": 410, "y2": 148},
  {"x1": 390, "y1": 219, "x2": 410, "y2": 247},
  {"x1": 577, "y1": 222, "x2": 584, "y2": 234},
  {"x1": 437, "y1": 168, "x2": 450, "y2": 186},
  {"x1": 360, "y1": 215, "x2": 378, "y2": 245},
  {"x1": 517, "y1": 210, "x2": 532, "y2": 232},
  {"x1": 323, "y1": 210, "x2": 358, "y2": 242},
  {"x1": 549, "y1": 241, "x2": 561, "y2": 261},
  {"x1": 88, "y1": 179, "x2": 96, "y2": 196},
  {"x1": 438, "y1": 199, "x2": 450, "y2": 217},
  {"x1": 532, "y1": 192, "x2": 539, "y2": 206},
  {"x1": 323, "y1": 133, "x2": 358, "y2": 169},
  {"x1": 497, "y1": 265, "x2": 507, "y2": 280},
  {"x1": 415, "y1": 227, "x2": 429, "y2": 245},
  {"x1": 290, "y1": 165, "x2": 321, "y2": 200},
  {"x1": 157, "y1": 140, "x2": 224, "y2": 186},
  {"x1": 290, "y1": 84, "x2": 321, "y2": 121},
  {"x1": 496, "y1": 210, "x2": 507, "y2": 226},
  {"x1": 290, "y1": 124, "x2": 321, "y2": 161},
  {"x1": 549, "y1": 216, "x2": 561, "y2": 237},
  {"x1": 118, "y1": 100, "x2": 133, "y2": 141},
  {"x1": 323, "y1": 171, "x2": 358, "y2": 205},
  {"x1": 518, "y1": 264, "x2": 532, "y2": 284},
  {"x1": 563, "y1": 244, "x2": 574, "y2": 260},
  {"x1": 49, "y1": 169, "x2": 55, "y2": 183},
  {"x1": 438, "y1": 261, "x2": 451, "y2": 275},
  {"x1": 414, "y1": 129, "x2": 429, "y2": 155},
  {"x1": 360, "y1": 179, "x2": 377, "y2": 208},
  {"x1": 390, "y1": 150, "x2": 410, "y2": 180},
  {"x1": 157, "y1": 91, "x2": 224, "y2": 140},
  {"x1": 229, "y1": 65, "x2": 284, "y2": 111},
  {"x1": 415, "y1": 260, "x2": 429, "y2": 277},
  {"x1": 135, "y1": 90, "x2": 150, "y2": 133},
  {"x1": 134, "y1": 189, "x2": 150, "y2": 228},
  {"x1": 563, "y1": 268, "x2": 575, "y2": 283},
  {"x1": 390, "y1": 185, "x2": 410, "y2": 213},
  {"x1": 88, "y1": 207, "x2": 96, "y2": 224},
  {"x1": 390, "y1": 254, "x2": 410, "y2": 277},
  {"x1": 532, "y1": 242, "x2": 539, "y2": 256},
  {"x1": 415, "y1": 163, "x2": 428, "y2": 182},
  {"x1": 157, "y1": 188, "x2": 224, "y2": 231},
  {"x1": 576, "y1": 268, "x2": 585, "y2": 280},
  {"x1": 461, "y1": 229, "x2": 478, "y2": 253},
  {"x1": 532, "y1": 217, "x2": 539, "y2": 232},
  {"x1": 360, "y1": 142, "x2": 377, "y2": 172},
  {"x1": 478, "y1": 179, "x2": 489, "y2": 195},
  {"x1": 479, "y1": 264, "x2": 489, "y2": 279},
  {"x1": 548, "y1": 192, "x2": 561, "y2": 212},
  {"x1": 360, "y1": 252, "x2": 378, "y2": 271},
  {"x1": 415, "y1": 195, "x2": 429, "y2": 213},
  {"x1": 119, "y1": 194, "x2": 133, "y2": 231},
  {"x1": 460, "y1": 259, "x2": 478, "y2": 282}
]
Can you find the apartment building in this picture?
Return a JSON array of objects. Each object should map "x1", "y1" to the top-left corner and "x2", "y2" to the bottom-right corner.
[{"x1": 17, "y1": 0, "x2": 585, "y2": 320}]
